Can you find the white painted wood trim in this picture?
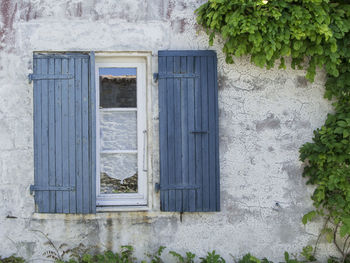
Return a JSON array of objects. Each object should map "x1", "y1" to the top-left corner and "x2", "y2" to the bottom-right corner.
[
  {"x1": 96, "y1": 206, "x2": 150, "y2": 212},
  {"x1": 95, "y1": 56, "x2": 148, "y2": 207}
]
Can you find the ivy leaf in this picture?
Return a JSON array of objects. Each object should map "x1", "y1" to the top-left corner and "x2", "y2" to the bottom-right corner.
[
  {"x1": 334, "y1": 127, "x2": 344, "y2": 134},
  {"x1": 337, "y1": 121, "x2": 348, "y2": 127},
  {"x1": 321, "y1": 228, "x2": 334, "y2": 243},
  {"x1": 340, "y1": 224, "x2": 349, "y2": 237},
  {"x1": 302, "y1": 211, "x2": 317, "y2": 225}
]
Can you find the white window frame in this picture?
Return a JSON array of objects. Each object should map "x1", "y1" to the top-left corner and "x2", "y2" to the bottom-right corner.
[{"x1": 95, "y1": 56, "x2": 147, "y2": 206}]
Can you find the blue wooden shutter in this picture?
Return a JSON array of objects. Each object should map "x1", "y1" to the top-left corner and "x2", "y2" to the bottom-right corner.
[
  {"x1": 158, "y1": 50, "x2": 220, "y2": 212},
  {"x1": 31, "y1": 52, "x2": 96, "y2": 214}
]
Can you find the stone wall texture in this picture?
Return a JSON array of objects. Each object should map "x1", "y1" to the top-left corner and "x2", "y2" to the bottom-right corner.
[{"x1": 0, "y1": 0, "x2": 335, "y2": 261}]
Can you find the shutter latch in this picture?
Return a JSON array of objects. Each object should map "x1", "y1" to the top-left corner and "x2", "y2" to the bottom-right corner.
[
  {"x1": 155, "y1": 183, "x2": 160, "y2": 193},
  {"x1": 190, "y1": 130, "x2": 209, "y2": 134}
]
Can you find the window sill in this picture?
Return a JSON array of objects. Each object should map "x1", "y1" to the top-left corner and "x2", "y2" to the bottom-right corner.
[
  {"x1": 96, "y1": 205, "x2": 150, "y2": 212},
  {"x1": 31, "y1": 206, "x2": 151, "y2": 219}
]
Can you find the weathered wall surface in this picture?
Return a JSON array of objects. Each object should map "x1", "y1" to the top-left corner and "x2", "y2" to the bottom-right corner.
[{"x1": 0, "y1": 0, "x2": 334, "y2": 261}]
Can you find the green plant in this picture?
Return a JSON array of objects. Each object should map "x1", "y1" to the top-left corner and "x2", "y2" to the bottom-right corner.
[
  {"x1": 59, "y1": 243, "x2": 99, "y2": 262},
  {"x1": 169, "y1": 251, "x2": 196, "y2": 263},
  {"x1": 237, "y1": 253, "x2": 267, "y2": 263},
  {"x1": 196, "y1": 0, "x2": 350, "y2": 82},
  {"x1": 234, "y1": 252, "x2": 314, "y2": 263},
  {"x1": 52, "y1": 246, "x2": 136, "y2": 263},
  {"x1": 300, "y1": 246, "x2": 316, "y2": 262},
  {"x1": 0, "y1": 255, "x2": 25, "y2": 263},
  {"x1": 200, "y1": 250, "x2": 226, "y2": 263},
  {"x1": 143, "y1": 246, "x2": 166, "y2": 263}
]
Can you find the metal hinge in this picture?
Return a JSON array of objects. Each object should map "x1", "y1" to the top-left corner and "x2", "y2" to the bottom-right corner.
[
  {"x1": 158, "y1": 73, "x2": 200, "y2": 79},
  {"x1": 28, "y1": 74, "x2": 74, "y2": 84},
  {"x1": 30, "y1": 185, "x2": 76, "y2": 195},
  {"x1": 155, "y1": 184, "x2": 200, "y2": 192},
  {"x1": 28, "y1": 73, "x2": 33, "y2": 84}
]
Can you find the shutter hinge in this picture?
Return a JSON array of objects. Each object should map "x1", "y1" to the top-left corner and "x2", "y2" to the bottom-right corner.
[
  {"x1": 28, "y1": 73, "x2": 33, "y2": 84},
  {"x1": 158, "y1": 73, "x2": 200, "y2": 79},
  {"x1": 30, "y1": 185, "x2": 76, "y2": 195},
  {"x1": 153, "y1": 73, "x2": 158, "y2": 82},
  {"x1": 155, "y1": 184, "x2": 200, "y2": 191},
  {"x1": 29, "y1": 74, "x2": 74, "y2": 81}
]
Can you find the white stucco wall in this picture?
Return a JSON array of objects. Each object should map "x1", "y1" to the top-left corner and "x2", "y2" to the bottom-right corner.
[{"x1": 0, "y1": 0, "x2": 336, "y2": 261}]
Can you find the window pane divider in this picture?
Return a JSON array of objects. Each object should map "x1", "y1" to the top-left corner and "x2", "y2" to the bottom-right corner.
[
  {"x1": 101, "y1": 150, "x2": 138, "y2": 154},
  {"x1": 100, "y1": 108, "x2": 137, "y2": 112}
]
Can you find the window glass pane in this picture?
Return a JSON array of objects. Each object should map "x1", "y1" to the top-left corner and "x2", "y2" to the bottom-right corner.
[
  {"x1": 99, "y1": 67, "x2": 137, "y2": 108},
  {"x1": 100, "y1": 153, "x2": 137, "y2": 194},
  {"x1": 100, "y1": 111, "x2": 137, "y2": 151}
]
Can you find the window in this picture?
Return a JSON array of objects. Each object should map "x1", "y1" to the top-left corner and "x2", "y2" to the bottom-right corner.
[
  {"x1": 95, "y1": 56, "x2": 147, "y2": 206},
  {"x1": 30, "y1": 50, "x2": 220, "y2": 214}
]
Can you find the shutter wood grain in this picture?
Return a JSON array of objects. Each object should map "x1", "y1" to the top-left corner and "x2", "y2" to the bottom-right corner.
[
  {"x1": 32, "y1": 53, "x2": 96, "y2": 214},
  {"x1": 158, "y1": 50, "x2": 220, "y2": 212}
]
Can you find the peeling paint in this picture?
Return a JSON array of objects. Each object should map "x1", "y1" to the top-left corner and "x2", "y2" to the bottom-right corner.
[{"x1": 0, "y1": 0, "x2": 17, "y2": 51}]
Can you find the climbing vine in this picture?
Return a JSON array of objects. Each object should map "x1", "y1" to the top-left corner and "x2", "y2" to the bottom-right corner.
[{"x1": 196, "y1": 0, "x2": 350, "y2": 261}]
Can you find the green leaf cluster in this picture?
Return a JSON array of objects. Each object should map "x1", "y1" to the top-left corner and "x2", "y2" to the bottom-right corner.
[
  {"x1": 196, "y1": 0, "x2": 350, "y2": 82},
  {"x1": 299, "y1": 99, "x2": 350, "y2": 232},
  {"x1": 56, "y1": 246, "x2": 136, "y2": 263}
]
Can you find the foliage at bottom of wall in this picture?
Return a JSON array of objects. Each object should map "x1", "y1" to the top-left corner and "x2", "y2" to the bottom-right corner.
[
  {"x1": 0, "y1": 255, "x2": 25, "y2": 263},
  {"x1": 1, "y1": 244, "x2": 349, "y2": 263}
]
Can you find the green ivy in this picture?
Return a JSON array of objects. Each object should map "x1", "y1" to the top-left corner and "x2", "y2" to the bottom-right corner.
[
  {"x1": 196, "y1": 0, "x2": 350, "y2": 82},
  {"x1": 300, "y1": 101, "x2": 350, "y2": 223},
  {"x1": 196, "y1": 0, "x2": 350, "y2": 260}
]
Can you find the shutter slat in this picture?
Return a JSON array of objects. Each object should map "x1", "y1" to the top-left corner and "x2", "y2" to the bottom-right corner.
[
  {"x1": 158, "y1": 50, "x2": 220, "y2": 212},
  {"x1": 42, "y1": 58, "x2": 51, "y2": 213},
  {"x1": 82, "y1": 58, "x2": 90, "y2": 214},
  {"x1": 159, "y1": 56, "x2": 168, "y2": 211},
  {"x1": 201, "y1": 56, "x2": 210, "y2": 211},
  {"x1": 166, "y1": 56, "x2": 176, "y2": 212},
  {"x1": 187, "y1": 56, "x2": 196, "y2": 212},
  {"x1": 214, "y1": 57, "x2": 220, "y2": 211},
  {"x1": 55, "y1": 58, "x2": 63, "y2": 213},
  {"x1": 174, "y1": 56, "x2": 182, "y2": 212},
  {"x1": 48, "y1": 58, "x2": 56, "y2": 212},
  {"x1": 62, "y1": 59, "x2": 70, "y2": 213},
  {"x1": 32, "y1": 53, "x2": 96, "y2": 214},
  {"x1": 90, "y1": 52, "x2": 96, "y2": 214},
  {"x1": 68, "y1": 57, "x2": 76, "y2": 213},
  {"x1": 194, "y1": 56, "x2": 203, "y2": 211},
  {"x1": 208, "y1": 55, "x2": 216, "y2": 211},
  {"x1": 180, "y1": 56, "x2": 188, "y2": 211},
  {"x1": 33, "y1": 58, "x2": 43, "y2": 212},
  {"x1": 75, "y1": 58, "x2": 83, "y2": 213}
]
